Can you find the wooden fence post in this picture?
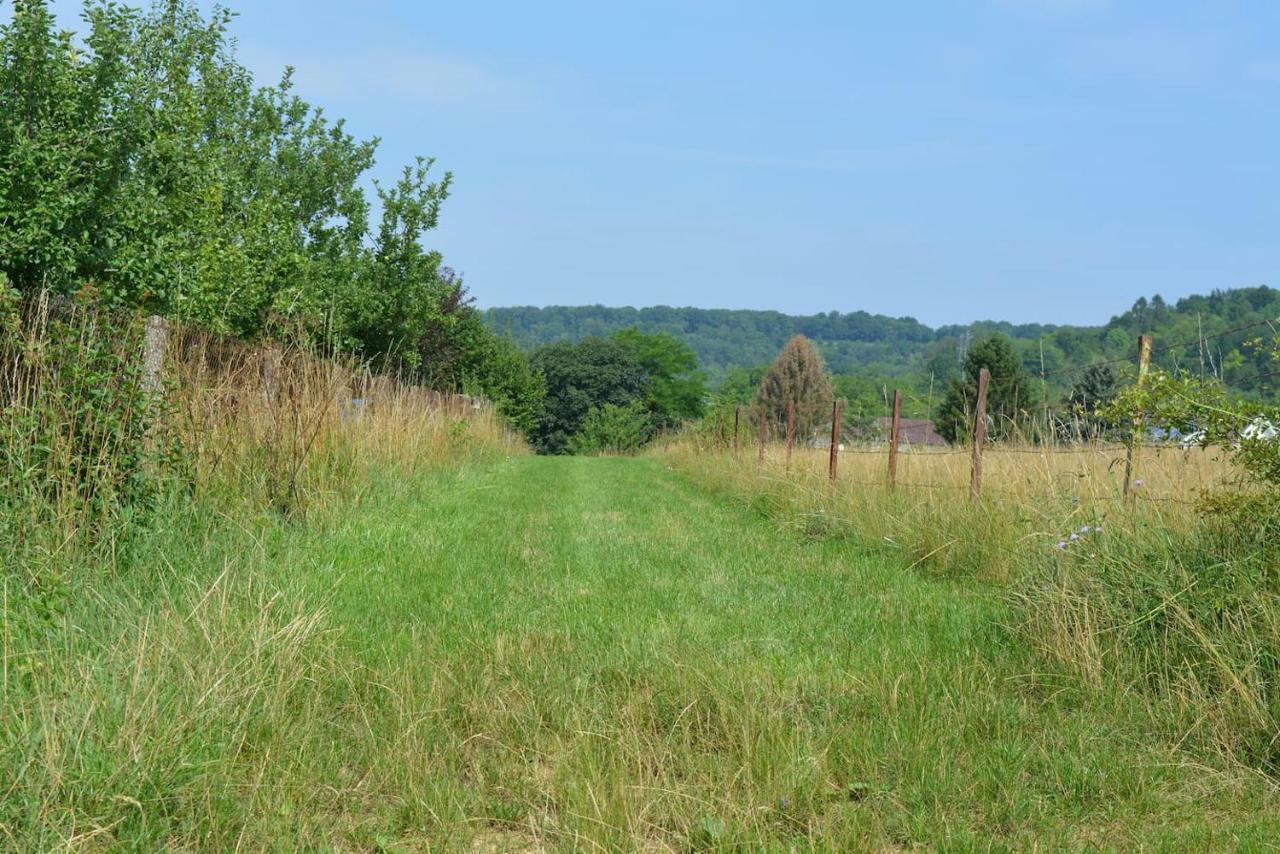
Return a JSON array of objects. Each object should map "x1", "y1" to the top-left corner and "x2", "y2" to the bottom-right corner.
[
  {"x1": 828, "y1": 399, "x2": 842, "y2": 481},
  {"x1": 785, "y1": 399, "x2": 795, "y2": 471},
  {"x1": 888, "y1": 388, "x2": 903, "y2": 488},
  {"x1": 1123, "y1": 334, "x2": 1153, "y2": 499},
  {"x1": 757, "y1": 408, "x2": 766, "y2": 464},
  {"x1": 733, "y1": 406, "x2": 741, "y2": 458},
  {"x1": 143, "y1": 315, "x2": 168, "y2": 395},
  {"x1": 969, "y1": 368, "x2": 990, "y2": 501}
]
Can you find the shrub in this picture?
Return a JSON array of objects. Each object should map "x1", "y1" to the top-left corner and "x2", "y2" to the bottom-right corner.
[
  {"x1": 568, "y1": 401, "x2": 652, "y2": 455},
  {"x1": 1020, "y1": 350, "x2": 1280, "y2": 773}
]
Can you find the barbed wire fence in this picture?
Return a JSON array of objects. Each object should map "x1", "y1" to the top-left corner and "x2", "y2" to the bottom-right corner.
[{"x1": 704, "y1": 329, "x2": 1277, "y2": 508}]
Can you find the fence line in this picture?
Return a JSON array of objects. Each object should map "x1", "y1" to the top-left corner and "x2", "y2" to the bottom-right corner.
[{"x1": 697, "y1": 333, "x2": 1259, "y2": 507}]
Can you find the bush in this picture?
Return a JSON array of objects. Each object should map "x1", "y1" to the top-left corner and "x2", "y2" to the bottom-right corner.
[{"x1": 568, "y1": 401, "x2": 652, "y2": 455}]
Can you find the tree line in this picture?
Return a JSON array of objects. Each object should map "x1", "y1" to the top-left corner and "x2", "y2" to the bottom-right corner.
[
  {"x1": 1, "y1": 0, "x2": 546, "y2": 427},
  {"x1": 0, "y1": 1, "x2": 717, "y2": 455},
  {"x1": 488, "y1": 287, "x2": 1280, "y2": 401}
]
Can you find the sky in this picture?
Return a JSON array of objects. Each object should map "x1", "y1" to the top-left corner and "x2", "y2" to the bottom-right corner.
[{"x1": 33, "y1": 0, "x2": 1280, "y2": 326}]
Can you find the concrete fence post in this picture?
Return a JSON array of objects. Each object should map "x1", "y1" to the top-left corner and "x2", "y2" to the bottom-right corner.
[
  {"x1": 969, "y1": 368, "x2": 990, "y2": 501},
  {"x1": 143, "y1": 315, "x2": 168, "y2": 395}
]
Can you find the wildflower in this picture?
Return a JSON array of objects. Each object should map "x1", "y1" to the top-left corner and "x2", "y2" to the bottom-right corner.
[
  {"x1": 1080, "y1": 525, "x2": 1091, "y2": 534},
  {"x1": 1133, "y1": 479, "x2": 1144, "y2": 487},
  {"x1": 1055, "y1": 541, "x2": 1068, "y2": 550},
  {"x1": 1069, "y1": 533, "x2": 1079, "y2": 541}
]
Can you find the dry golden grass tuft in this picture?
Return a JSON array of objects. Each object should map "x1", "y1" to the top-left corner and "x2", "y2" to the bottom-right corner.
[
  {"x1": 166, "y1": 324, "x2": 520, "y2": 515},
  {"x1": 658, "y1": 435, "x2": 1232, "y2": 583}
]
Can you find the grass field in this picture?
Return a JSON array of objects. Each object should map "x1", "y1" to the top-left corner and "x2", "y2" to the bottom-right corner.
[{"x1": 7, "y1": 454, "x2": 1278, "y2": 849}]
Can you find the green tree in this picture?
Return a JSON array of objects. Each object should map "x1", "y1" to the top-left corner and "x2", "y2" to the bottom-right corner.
[
  {"x1": 341, "y1": 159, "x2": 453, "y2": 371},
  {"x1": 0, "y1": 0, "x2": 542, "y2": 435},
  {"x1": 463, "y1": 333, "x2": 546, "y2": 437},
  {"x1": 935, "y1": 334, "x2": 1033, "y2": 443},
  {"x1": 712, "y1": 365, "x2": 768, "y2": 406},
  {"x1": 754, "y1": 335, "x2": 835, "y2": 440},
  {"x1": 833, "y1": 374, "x2": 887, "y2": 438},
  {"x1": 612, "y1": 328, "x2": 706, "y2": 428},
  {"x1": 529, "y1": 338, "x2": 647, "y2": 454}
]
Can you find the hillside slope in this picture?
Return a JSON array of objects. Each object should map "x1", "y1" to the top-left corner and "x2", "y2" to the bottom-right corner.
[{"x1": 487, "y1": 286, "x2": 1280, "y2": 395}]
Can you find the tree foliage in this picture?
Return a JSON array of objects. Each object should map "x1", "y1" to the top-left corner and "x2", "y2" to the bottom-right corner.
[
  {"x1": 1102, "y1": 334, "x2": 1280, "y2": 488},
  {"x1": 0, "y1": 0, "x2": 540, "y2": 430},
  {"x1": 528, "y1": 330, "x2": 707, "y2": 454},
  {"x1": 612, "y1": 328, "x2": 706, "y2": 428},
  {"x1": 1063, "y1": 364, "x2": 1119, "y2": 437},
  {"x1": 567, "y1": 401, "x2": 652, "y2": 456},
  {"x1": 935, "y1": 334, "x2": 1033, "y2": 444},
  {"x1": 754, "y1": 335, "x2": 835, "y2": 440},
  {"x1": 488, "y1": 287, "x2": 1280, "y2": 404},
  {"x1": 529, "y1": 338, "x2": 648, "y2": 455}
]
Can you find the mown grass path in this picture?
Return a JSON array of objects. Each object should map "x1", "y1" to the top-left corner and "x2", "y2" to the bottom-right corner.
[{"x1": 277, "y1": 455, "x2": 1275, "y2": 849}]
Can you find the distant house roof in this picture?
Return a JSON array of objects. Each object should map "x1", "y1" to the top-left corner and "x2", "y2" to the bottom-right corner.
[{"x1": 875, "y1": 417, "x2": 947, "y2": 447}]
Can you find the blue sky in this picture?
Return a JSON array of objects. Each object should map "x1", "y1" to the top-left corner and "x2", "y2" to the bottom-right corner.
[{"x1": 36, "y1": 1, "x2": 1280, "y2": 325}]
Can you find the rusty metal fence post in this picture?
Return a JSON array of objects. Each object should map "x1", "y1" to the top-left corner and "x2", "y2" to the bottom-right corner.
[
  {"x1": 733, "y1": 405, "x2": 741, "y2": 458},
  {"x1": 888, "y1": 388, "x2": 902, "y2": 488},
  {"x1": 757, "y1": 408, "x2": 766, "y2": 464}
]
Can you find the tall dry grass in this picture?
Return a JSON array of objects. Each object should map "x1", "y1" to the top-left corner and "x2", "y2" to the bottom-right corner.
[
  {"x1": 167, "y1": 323, "x2": 516, "y2": 516},
  {"x1": 1, "y1": 295, "x2": 525, "y2": 846},
  {"x1": 1, "y1": 293, "x2": 156, "y2": 563},
  {"x1": 660, "y1": 436, "x2": 1228, "y2": 583},
  {"x1": 659, "y1": 434, "x2": 1280, "y2": 777},
  {"x1": 1, "y1": 293, "x2": 518, "y2": 561}
]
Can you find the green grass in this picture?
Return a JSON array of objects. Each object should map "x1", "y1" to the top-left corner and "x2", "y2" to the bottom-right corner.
[{"x1": 5, "y1": 456, "x2": 1278, "y2": 849}]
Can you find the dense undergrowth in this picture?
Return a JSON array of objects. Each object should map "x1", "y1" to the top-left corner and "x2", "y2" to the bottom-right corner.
[
  {"x1": 658, "y1": 436, "x2": 1280, "y2": 782},
  {"x1": 1, "y1": 297, "x2": 518, "y2": 847}
]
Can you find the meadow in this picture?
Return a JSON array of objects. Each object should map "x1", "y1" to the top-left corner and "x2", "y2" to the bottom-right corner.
[
  {"x1": 5, "y1": 0, "x2": 1278, "y2": 847},
  {"x1": 8, "y1": 451, "x2": 1280, "y2": 849},
  {"x1": 4, "y1": 302, "x2": 1279, "y2": 848},
  {"x1": 3, "y1": 303, "x2": 1279, "y2": 850},
  {"x1": 661, "y1": 436, "x2": 1280, "y2": 795}
]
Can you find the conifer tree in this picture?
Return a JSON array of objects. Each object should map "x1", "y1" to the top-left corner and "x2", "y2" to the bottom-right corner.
[
  {"x1": 935, "y1": 333, "x2": 1032, "y2": 443},
  {"x1": 755, "y1": 335, "x2": 835, "y2": 439}
]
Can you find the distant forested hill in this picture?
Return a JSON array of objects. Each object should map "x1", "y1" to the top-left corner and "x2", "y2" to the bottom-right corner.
[
  {"x1": 486, "y1": 286, "x2": 1280, "y2": 398},
  {"x1": 484, "y1": 305, "x2": 936, "y2": 381}
]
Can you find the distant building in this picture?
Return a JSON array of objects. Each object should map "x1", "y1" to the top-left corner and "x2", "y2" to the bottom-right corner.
[
  {"x1": 808, "y1": 417, "x2": 946, "y2": 449},
  {"x1": 874, "y1": 417, "x2": 947, "y2": 448}
]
